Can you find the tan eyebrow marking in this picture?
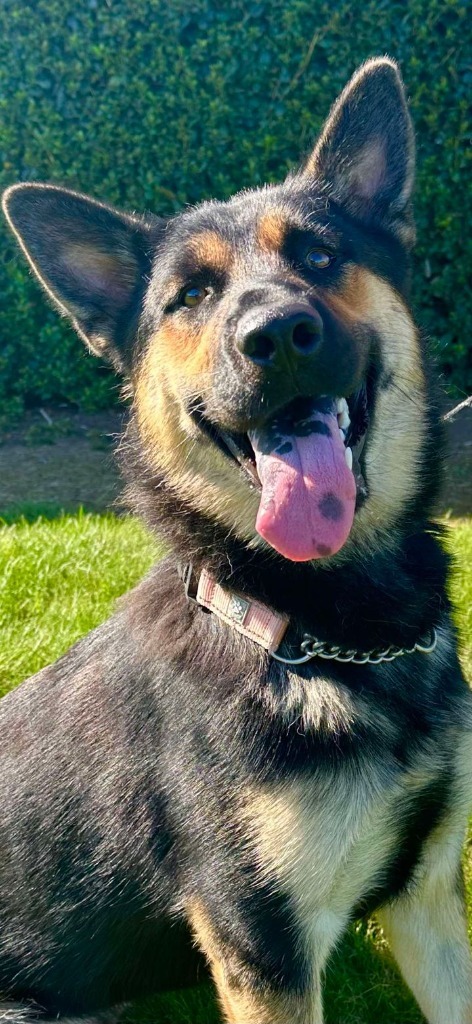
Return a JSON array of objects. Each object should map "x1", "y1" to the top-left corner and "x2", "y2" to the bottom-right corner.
[
  {"x1": 256, "y1": 210, "x2": 291, "y2": 253},
  {"x1": 187, "y1": 230, "x2": 234, "y2": 272}
]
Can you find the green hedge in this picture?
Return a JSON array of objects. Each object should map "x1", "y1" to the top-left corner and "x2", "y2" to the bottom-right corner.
[{"x1": 0, "y1": 0, "x2": 470, "y2": 419}]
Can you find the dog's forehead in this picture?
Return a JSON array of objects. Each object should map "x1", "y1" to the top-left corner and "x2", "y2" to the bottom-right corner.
[
  {"x1": 155, "y1": 182, "x2": 335, "y2": 274},
  {"x1": 180, "y1": 183, "x2": 307, "y2": 238}
]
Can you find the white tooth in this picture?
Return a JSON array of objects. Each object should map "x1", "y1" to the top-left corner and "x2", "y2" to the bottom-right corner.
[
  {"x1": 345, "y1": 446, "x2": 353, "y2": 470},
  {"x1": 339, "y1": 427, "x2": 345, "y2": 441},
  {"x1": 337, "y1": 397, "x2": 348, "y2": 414},
  {"x1": 339, "y1": 409, "x2": 350, "y2": 429}
]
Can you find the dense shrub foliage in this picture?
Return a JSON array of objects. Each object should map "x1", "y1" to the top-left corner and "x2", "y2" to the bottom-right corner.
[{"x1": 0, "y1": 0, "x2": 470, "y2": 417}]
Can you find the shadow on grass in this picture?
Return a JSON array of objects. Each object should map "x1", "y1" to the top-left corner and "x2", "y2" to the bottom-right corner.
[
  {"x1": 323, "y1": 923, "x2": 422, "y2": 1024},
  {"x1": 0, "y1": 501, "x2": 71, "y2": 524},
  {"x1": 0, "y1": 501, "x2": 125, "y2": 525}
]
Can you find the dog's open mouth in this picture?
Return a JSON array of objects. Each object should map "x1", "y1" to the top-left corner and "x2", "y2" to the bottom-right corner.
[{"x1": 190, "y1": 387, "x2": 370, "y2": 561}]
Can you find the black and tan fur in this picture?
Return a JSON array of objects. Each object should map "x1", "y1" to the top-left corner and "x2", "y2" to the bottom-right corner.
[{"x1": 1, "y1": 58, "x2": 472, "y2": 1024}]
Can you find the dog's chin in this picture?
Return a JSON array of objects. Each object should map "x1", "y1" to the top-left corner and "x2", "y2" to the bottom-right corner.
[{"x1": 188, "y1": 381, "x2": 374, "y2": 563}]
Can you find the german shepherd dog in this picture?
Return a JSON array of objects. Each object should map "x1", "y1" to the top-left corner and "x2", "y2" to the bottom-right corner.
[{"x1": 1, "y1": 57, "x2": 471, "y2": 1024}]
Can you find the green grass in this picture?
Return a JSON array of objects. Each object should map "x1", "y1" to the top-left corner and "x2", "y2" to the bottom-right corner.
[
  {"x1": 444, "y1": 516, "x2": 472, "y2": 681},
  {"x1": 0, "y1": 510, "x2": 160, "y2": 695},
  {"x1": 0, "y1": 510, "x2": 471, "y2": 1023}
]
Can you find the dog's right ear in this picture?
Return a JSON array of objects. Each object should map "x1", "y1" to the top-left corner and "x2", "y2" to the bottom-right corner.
[
  {"x1": 2, "y1": 183, "x2": 163, "y2": 372},
  {"x1": 302, "y1": 58, "x2": 415, "y2": 246}
]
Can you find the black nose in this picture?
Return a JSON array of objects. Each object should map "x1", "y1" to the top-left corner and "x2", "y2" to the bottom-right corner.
[{"x1": 237, "y1": 308, "x2": 323, "y2": 367}]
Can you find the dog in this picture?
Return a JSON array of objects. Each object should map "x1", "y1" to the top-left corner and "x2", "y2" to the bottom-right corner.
[{"x1": 1, "y1": 56, "x2": 471, "y2": 1024}]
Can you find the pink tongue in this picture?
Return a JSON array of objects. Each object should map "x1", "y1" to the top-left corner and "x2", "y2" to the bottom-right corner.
[{"x1": 248, "y1": 399, "x2": 356, "y2": 561}]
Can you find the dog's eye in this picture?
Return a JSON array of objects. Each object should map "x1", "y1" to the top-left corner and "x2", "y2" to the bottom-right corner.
[
  {"x1": 182, "y1": 286, "x2": 209, "y2": 308},
  {"x1": 306, "y1": 249, "x2": 335, "y2": 270}
]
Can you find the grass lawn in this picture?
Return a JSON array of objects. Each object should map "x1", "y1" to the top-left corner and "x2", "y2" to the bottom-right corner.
[{"x1": 0, "y1": 508, "x2": 471, "y2": 1024}]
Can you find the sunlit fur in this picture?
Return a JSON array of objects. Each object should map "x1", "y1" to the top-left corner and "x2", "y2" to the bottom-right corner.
[
  {"x1": 134, "y1": 325, "x2": 262, "y2": 544},
  {"x1": 345, "y1": 272, "x2": 427, "y2": 556}
]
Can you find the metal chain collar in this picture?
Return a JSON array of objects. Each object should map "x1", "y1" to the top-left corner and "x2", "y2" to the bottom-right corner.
[{"x1": 271, "y1": 627, "x2": 438, "y2": 666}]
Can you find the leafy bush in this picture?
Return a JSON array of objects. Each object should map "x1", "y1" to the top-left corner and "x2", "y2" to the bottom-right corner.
[{"x1": 0, "y1": 0, "x2": 470, "y2": 419}]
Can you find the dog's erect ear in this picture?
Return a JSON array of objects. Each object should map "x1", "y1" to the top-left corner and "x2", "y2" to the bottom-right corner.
[
  {"x1": 303, "y1": 58, "x2": 415, "y2": 244},
  {"x1": 2, "y1": 183, "x2": 160, "y2": 371}
]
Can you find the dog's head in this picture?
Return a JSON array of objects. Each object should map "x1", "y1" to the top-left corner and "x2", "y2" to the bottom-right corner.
[{"x1": 3, "y1": 58, "x2": 437, "y2": 565}]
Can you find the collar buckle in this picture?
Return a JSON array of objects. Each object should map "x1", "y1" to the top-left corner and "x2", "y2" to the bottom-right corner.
[{"x1": 181, "y1": 563, "x2": 198, "y2": 603}]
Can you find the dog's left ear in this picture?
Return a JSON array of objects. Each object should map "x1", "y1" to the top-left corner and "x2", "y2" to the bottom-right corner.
[
  {"x1": 2, "y1": 183, "x2": 162, "y2": 372},
  {"x1": 303, "y1": 57, "x2": 415, "y2": 245}
]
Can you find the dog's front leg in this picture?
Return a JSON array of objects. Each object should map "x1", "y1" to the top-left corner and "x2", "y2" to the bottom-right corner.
[
  {"x1": 377, "y1": 820, "x2": 472, "y2": 1024},
  {"x1": 188, "y1": 901, "x2": 321, "y2": 1024},
  {"x1": 210, "y1": 963, "x2": 319, "y2": 1024}
]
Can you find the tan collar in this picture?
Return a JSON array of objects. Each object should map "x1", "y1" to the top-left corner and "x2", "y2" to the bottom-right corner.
[{"x1": 196, "y1": 567, "x2": 289, "y2": 653}]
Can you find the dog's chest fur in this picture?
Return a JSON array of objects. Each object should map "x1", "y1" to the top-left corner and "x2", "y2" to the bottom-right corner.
[{"x1": 240, "y1": 732, "x2": 466, "y2": 955}]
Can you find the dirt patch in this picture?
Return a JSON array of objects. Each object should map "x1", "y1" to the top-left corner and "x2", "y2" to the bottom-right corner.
[
  {"x1": 0, "y1": 410, "x2": 124, "y2": 517},
  {"x1": 0, "y1": 404, "x2": 470, "y2": 519}
]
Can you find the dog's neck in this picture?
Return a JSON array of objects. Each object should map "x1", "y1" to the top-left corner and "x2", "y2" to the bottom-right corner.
[{"x1": 125, "y1": 484, "x2": 448, "y2": 655}]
